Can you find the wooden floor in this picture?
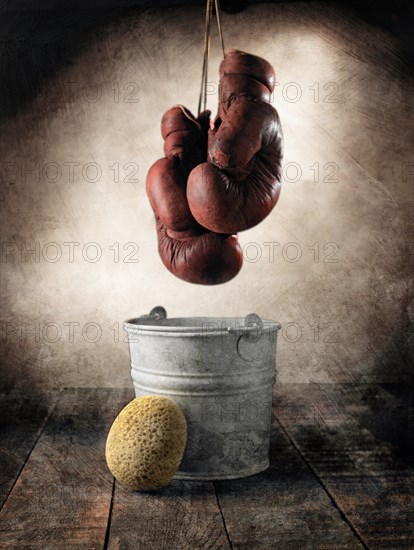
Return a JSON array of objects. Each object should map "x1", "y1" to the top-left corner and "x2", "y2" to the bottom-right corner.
[{"x1": 0, "y1": 384, "x2": 413, "y2": 549}]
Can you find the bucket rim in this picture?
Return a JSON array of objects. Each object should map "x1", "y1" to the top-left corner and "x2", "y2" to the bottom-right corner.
[{"x1": 123, "y1": 315, "x2": 281, "y2": 336}]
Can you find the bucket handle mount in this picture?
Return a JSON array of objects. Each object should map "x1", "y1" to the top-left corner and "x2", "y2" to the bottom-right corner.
[
  {"x1": 227, "y1": 313, "x2": 264, "y2": 341},
  {"x1": 139, "y1": 306, "x2": 167, "y2": 321}
]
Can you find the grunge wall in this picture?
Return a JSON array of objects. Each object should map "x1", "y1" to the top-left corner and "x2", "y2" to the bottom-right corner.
[{"x1": 1, "y1": 2, "x2": 413, "y2": 390}]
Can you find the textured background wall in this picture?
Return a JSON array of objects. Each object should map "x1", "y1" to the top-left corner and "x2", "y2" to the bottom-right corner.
[{"x1": 1, "y1": 2, "x2": 413, "y2": 391}]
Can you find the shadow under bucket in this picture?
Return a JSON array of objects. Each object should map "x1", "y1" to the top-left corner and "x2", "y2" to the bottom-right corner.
[{"x1": 124, "y1": 306, "x2": 281, "y2": 480}]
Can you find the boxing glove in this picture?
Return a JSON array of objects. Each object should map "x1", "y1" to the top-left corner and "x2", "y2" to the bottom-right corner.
[
  {"x1": 187, "y1": 50, "x2": 283, "y2": 234},
  {"x1": 146, "y1": 105, "x2": 243, "y2": 285}
]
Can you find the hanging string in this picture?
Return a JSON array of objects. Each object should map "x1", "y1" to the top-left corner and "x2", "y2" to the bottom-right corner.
[
  {"x1": 197, "y1": 0, "x2": 225, "y2": 117},
  {"x1": 197, "y1": 0, "x2": 213, "y2": 116},
  {"x1": 214, "y1": 0, "x2": 225, "y2": 60}
]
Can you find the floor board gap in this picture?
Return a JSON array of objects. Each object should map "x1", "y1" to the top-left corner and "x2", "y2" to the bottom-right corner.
[
  {"x1": 103, "y1": 477, "x2": 116, "y2": 550},
  {"x1": 0, "y1": 394, "x2": 60, "y2": 515},
  {"x1": 274, "y1": 414, "x2": 370, "y2": 550},
  {"x1": 213, "y1": 481, "x2": 233, "y2": 550}
]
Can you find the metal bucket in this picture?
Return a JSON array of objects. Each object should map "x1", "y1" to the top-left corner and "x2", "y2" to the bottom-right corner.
[{"x1": 124, "y1": 306, "x2": 281, "y2": 480}]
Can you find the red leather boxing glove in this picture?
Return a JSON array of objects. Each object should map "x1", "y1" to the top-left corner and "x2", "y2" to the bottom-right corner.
[
  {"x1": 187, "y1": 50, "x2": 283, "y2": 234},
  {"x1": 146, "y1": 105, "x2": 243, "y2": 285}
]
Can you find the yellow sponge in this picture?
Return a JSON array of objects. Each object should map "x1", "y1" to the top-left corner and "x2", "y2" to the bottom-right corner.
[{"x1": 105, "y1": 395, "x2": 187, "y2": 491}]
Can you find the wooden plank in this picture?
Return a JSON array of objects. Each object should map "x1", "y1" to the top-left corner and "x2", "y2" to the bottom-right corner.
[
  {"x1": 275, "y1": 383, "x2": 414, "y2": 549},
  {"x1": 0, "y1": 391, "x2": 59, "y2": 508},
  {"x1": 107, "y1": 480, "x2": 231, "y2": 550},
  {"x1": 214, "y1": 418, "x2": 363, "y2": 549},
  {"x1": 0, "y1": 388, "x2": 132, "y2": 549}
]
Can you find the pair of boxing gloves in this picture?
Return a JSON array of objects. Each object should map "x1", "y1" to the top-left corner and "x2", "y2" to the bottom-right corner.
[{"x1": 146, "y1": 49, "x2": 284, "y2": 285}]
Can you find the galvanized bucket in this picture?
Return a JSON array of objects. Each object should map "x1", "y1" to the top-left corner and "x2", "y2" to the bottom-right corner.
[{"x1": 124, "y1": 306, "x2": 281, "y2": 480}]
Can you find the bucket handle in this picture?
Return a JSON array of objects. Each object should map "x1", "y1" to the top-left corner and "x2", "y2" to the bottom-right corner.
[{"x1": 228, "y1": 314, "x2": 281, "y2": 362}]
